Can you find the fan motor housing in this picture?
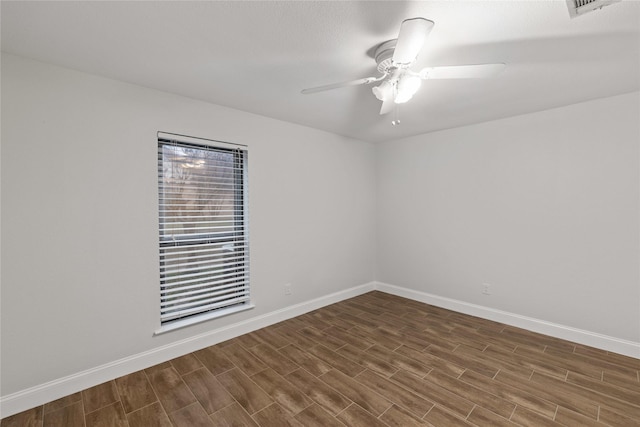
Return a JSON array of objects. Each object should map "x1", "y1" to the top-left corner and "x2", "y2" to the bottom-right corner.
[{"x1": 374, "y1": 39, "x2": 397, "y2": 73}]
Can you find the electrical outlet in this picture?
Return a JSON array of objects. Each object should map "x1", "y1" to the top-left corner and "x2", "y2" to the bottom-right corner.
[
  {"x1": 284, "y1": 284, "x2": 292, "y2": 295},
  {"x1": 482, "y1": 283, "x2": 491, "y2": 295}
]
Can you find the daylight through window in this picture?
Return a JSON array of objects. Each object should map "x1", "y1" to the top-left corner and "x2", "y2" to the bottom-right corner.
[{"x1": 158, "y1": 132, "x2": 249, "y2": 329}]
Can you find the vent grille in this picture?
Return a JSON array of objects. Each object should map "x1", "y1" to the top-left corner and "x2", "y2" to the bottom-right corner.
[{"x1": 567, "y1": 0, "x2": 621, "y2": 18}]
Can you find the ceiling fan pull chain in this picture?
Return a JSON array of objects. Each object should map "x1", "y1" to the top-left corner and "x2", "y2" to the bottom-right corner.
[{"x1": 392, "y1": 105, "x2": 401, "y2": 126}]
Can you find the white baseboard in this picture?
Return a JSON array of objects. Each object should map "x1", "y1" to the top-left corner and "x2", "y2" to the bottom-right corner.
[
  {"x1": 374, "y1": 281, "x2": 640, "y2": 359},
  {"x1": 0, "y1": 282, "x2": 376, "y2": 418}
]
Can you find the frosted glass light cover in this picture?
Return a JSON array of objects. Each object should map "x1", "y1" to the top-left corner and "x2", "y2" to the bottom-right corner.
[{"x1": 395, "y1": 75, "x2": 421, "y2": 103}]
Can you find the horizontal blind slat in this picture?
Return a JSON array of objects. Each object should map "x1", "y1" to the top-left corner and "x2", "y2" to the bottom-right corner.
[
  {"x1": 161, "y1": 266, "x2": 249, "y2": 288},
  {"x1": 161, "y1": 281, "x2": 248, "y2": 301},
  {"x1": 162, "y1": 278, "x2": 250, "y2": 295},
  {"x1": 162, "y1": 291, "x2": 249, "y2": 313},
  {"x1": 159, "y1": 227, "x2": 247, "y2": 236},
  {"x1": 161, "y1": 252, "x2": 248, "y2": 267},
  {"x1": 160, "y1": 245, "x2": 248, "y2": 259},
  {"x1": 161, "y1": 263, "x2": 248, "y2": 274},
  {"x1": 160, "y1": 296, "x2": 250, "y2": 322},
  {"x1": 160, "y1": 234, "x2": 247, "y2": 246},
  {"x1": 161, "y1": 286, "x2": 249, "y2": 308},
  {"x1": 160, "y1": 264, "x2": 249, "y2": 281}
]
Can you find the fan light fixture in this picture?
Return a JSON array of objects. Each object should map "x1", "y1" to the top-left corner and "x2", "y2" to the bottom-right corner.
[
  {"x1": 372, "y1": 74, "x2": 422, "y2": 104},
  {"x1": 372, "y1": 80, "x2": 393, "y2": 101}
]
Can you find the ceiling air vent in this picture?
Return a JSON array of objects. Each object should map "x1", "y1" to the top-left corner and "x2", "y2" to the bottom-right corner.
[{"x1": 567, "y1": 0, "x2": 621, "y2": 18}]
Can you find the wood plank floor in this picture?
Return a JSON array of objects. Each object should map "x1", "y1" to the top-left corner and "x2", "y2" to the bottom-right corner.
[{"x1": 3, "y1": 291, "x2": 639, "y2": 426}]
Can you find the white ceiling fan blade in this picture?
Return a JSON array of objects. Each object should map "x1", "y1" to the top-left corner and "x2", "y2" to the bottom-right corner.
[
  {"x1": 301, "y1": 77, "x2": 378, "y2": 94},
  {"x1": 392, "y1": 18, "x2": 434, "y2": 66},
  {"x1": 420, "y1": 63, "x2": 506, "y2": 79},
  {"x1": 380, "y1": 98, "x2": 394, "y2": 115}
]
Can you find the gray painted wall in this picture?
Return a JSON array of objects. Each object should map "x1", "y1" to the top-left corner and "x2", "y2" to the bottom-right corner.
[
  {"x1": 1, "y1": 53, "x2": 377, "y2": 396},
  {"x1": 376, "y1": 92, "x2": 640, "y2": 342}
]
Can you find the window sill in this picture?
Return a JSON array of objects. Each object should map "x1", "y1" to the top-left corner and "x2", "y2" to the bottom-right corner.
[{"x1": 154, "y1": 303, "x2": 255, "y2": 335}]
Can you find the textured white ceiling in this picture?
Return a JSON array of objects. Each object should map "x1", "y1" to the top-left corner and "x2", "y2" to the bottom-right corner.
[{"x1": 2, "y1": 1, "x2": 639, "y2": 142}]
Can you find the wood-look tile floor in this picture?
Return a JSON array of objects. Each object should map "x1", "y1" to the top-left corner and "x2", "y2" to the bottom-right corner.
[{"x1": 3, "y1": 291, "x2": 640, "y2": 426}]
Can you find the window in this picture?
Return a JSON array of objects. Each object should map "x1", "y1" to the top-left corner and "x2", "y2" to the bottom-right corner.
[{"x1": 157, "y1": 132, "x2": 250, "y2": 331}]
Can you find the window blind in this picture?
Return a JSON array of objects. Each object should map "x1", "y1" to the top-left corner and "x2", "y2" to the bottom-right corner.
[{"x1": 158, "y1": 133, "x2": 249, "y2": 325}]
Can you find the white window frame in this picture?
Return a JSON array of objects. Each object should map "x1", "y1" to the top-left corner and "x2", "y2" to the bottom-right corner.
[{"x1": 155, "y1": 132, "x2": 252, "y2": 334}]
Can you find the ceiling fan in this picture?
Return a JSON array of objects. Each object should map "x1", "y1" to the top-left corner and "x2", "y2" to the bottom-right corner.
[{"x1": 301, "y1": 18, "x2": 505, "y2": 116}]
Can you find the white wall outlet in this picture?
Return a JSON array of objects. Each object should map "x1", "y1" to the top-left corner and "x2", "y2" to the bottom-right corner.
[
  {"x1": 284, "y1": 284, "x2": 292, "y2": 295},
  {"x1": 482, "y1": 283, "x2": 491, "y2": 295}
]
